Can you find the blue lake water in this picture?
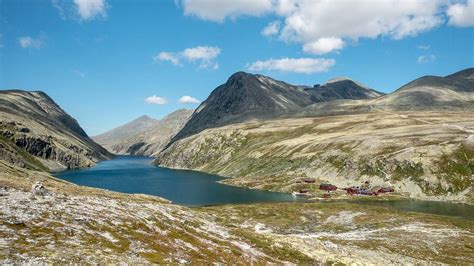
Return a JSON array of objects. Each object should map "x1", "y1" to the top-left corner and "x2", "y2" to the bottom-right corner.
[
  {"x1": 55, "y1": 156, "x2": 299, "y2": 206},
  {"x1": 55, "y1": 156, "x2": 474, "y2": 220}
]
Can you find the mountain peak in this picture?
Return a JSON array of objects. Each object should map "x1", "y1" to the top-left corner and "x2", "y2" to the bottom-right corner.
[
  {"x1": 226, "y1": 71, "x2": 256, "y2": 86},
  {"x1": 134, "y1": 115, "x2": 154, "y2": 121},
  {"x1": 325, "y1": 76, "x2": 354, "y2": 84}
]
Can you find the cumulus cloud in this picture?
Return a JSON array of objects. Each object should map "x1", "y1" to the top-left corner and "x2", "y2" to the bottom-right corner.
[
  {"x1": 154, "y1": 46, "x2": 221, "y2": 70},
  {"x1": 303, "y1": 37, "x2": 344, "y2": 55},
  {"x1": 447, "y1": 0, "x2": 474, "y2": 27},
  {"x1": 247, "y1": 57, "x2": 335, "y2": 74},
  {"x1": 145, "y1": 95, "x2": 168, "y2": 105},
  {"x1": 74, "y1": 0, "x2": 107, "y2": 20},
  {"x1": 18, "y1": 35, "x2": 45, "y2": 49},
  {"x1": 180, "y1": 0, "x2": 448, "y2": 54},
  {"x1": 181, "y1": 0, "x2": 273, "y2": 22},
  {"x1": 178, "y1": 96, "x2": 201, "y2": 104},
  {"x1": 418, "y1": 54, "x2": 436, "y2": 64},
  {"x1": 276, "y1": 0, "x2": 444, "y2": 54},
  {"x1": 53, "y1": 0, "x2": 107, "y2": 21},
  {"x1": 261, "y1": 21, "x2": 280, "y2": 37},
  {"x1": 155, "y1": 52, "x2": 181, "y2": 66}
]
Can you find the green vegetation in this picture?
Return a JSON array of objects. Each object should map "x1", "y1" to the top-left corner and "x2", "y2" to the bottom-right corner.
[
  {"x1": 435, "y1": 144, "x2": 473, "y2": 193},
  {"x1": 392, "y1": 161, "x2": 424, "y2": 182}
]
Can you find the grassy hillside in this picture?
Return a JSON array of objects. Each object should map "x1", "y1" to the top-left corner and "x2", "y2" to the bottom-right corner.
[{"x1": 156, "y1": 110, "x2": 474, "y2": 204}]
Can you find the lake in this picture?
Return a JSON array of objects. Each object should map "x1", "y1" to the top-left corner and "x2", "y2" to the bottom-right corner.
[
  {"x1": 55, "y1": 156, "x2": 299, "y2": 206},
  {"x1": 55, "y1": 156, "x2": 474, "y2": 220}
]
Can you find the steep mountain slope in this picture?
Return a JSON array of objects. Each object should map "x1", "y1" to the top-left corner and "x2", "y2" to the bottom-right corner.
[
  {"x1": 171, "y1": 72, "x2": 383, "y2": 143},
  {"x1": 0, "y1": 90, "x2": 112, "y2": 171},
  {"x1": 93, "y1": 109, "x2": 193, "y2": 156}
]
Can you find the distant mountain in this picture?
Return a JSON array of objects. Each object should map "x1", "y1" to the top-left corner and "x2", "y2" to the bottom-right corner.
[
  {"x1": 0, "y1": 90, "x2": 112, "y2": 171},
  {"x1": 300, "y1": 68, "x2": 474, "y2": 116},
  {"x1": 93, "y1": 109, "x2": 193, "y2": 156},
  {"x1": 93, "y1": 115, "x2": 160, "y2": 149},
  {"x1": 171, "y1": 72, "x2": 383, "y2": 143},
  {"x1": 375, "y1": 68, "x2": 474, "y2": 109},
  {"x1": 311, "y1": 77, "x2": 385, "y2": 100}
]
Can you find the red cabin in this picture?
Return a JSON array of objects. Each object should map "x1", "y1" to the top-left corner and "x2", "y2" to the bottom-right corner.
[
  {"x1": 378, "y1": 187, "x2": 395, "y2": 193},
  {"x1": 319, "y1": 183, "x2": 337, "y2": 191}
]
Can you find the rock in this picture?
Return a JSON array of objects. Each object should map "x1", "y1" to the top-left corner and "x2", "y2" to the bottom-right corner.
[{"x1": 31, "y1": 181, "x2": 50, "y2": 196}]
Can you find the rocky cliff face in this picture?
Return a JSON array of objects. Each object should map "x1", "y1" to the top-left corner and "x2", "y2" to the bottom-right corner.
[
  {"x1": 171, "y1": 72, "x2": 384, "y2": 144},
  {"x1": 0, "y1": 90, "x2": 112, "y2": 171},
  {"x1": 93, "y1": 109, "x2": 193, "y2": 156}
]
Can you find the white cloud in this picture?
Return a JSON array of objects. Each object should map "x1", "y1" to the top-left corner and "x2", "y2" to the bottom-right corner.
[
  {"x1": 418, "y1": 54, "x2": 436, "y2": 64},
  {"x1": 73, "y1": 0, "x2": 107, "y2": 21},
  {"x1": 447, "y1": 0, "x2": 474, "y2": 27},
  {"x1": 155, "y1": 52, "x2": 181, "y2": 66},
  {"x1": 261, "y1": 21, "x2": 280, "y2": 37},
  {"x1": 303, "y1": 37, "x2": 344, "y2": 55},
  {"x1": 145, "y1": 95, "x2": 168, "y2": 105},
  {"x1": 178, "y1": 96, "x2": 201, "y2": 104},
  {"x1": 181, "y1": 46, "x2": 221, "y2": 69},
  {"x1": 154, "y1": 46, "x2": 221, "y2": 70},
  {"x1": 181, "y1": 0, "x2": 273, "y2": 22},
  {"x1": 247, "y1": 57, "x2": 335, "y2": 74},
  {"x1": 180, "y1": 0, "x2": 447, "y2": 54},
  {"x1": 276, "y1": 0, "x2": 444, "y2": 53},
  {"x1": 18, "y1": 36, "x2": 44, "y2": 49},
  {"x1": 417, "y1": 44, "x2": 430, "y2": 50}
]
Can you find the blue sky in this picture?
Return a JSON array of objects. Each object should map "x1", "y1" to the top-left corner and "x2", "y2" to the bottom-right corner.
[{"x1": 1, "y1": 0, "x2": 473, "y2": 135}]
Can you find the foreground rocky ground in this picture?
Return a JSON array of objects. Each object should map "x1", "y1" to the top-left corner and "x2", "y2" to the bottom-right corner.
[
  {"x1": 0, "y1": 162, "x2": 274, "y2": 263},
  {"x1": 1, "y1": 161, "x2": 473, "y2": 263},
  {"x1": 156, "y1": 111, "x2": 474, "y2": 204},
  {"x1": 203, "y1": 202, "x2": 474, "y2": 264}
]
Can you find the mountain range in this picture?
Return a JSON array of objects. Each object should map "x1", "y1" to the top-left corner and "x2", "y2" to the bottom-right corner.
[
  {"x1": 93, "y1": 109, "x2": 193, "y2": 156},
  {"x1": 153, "y1": 68, "x2": 474, "y2": 204},
  {"x1": 0, "y1": 68, "x2": 472, "y2": 203},
  {"x1": 170, "y1": 72, "x2": 385, "y2": 144}
]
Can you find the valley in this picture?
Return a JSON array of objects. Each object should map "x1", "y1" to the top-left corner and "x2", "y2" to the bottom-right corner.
[{"x1": 1, "y1": 68, "x2": 473, "y2": 263}]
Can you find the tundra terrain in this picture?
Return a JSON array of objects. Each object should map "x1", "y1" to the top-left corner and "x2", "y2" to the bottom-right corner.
[
  {"x1": 1, "y1": 161, "x2": 473, "y2": 264},
  {"x1": 156, "y1": 110, "x2": 474, "y2": 204}
]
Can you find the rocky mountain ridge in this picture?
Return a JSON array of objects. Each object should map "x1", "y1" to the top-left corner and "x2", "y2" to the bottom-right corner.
[
  {"x1": 0, "y1": 90, "x2": 112, "y2": 171},
  {"x1": 171, "y1": 71, "x2": 385, "y2": 144}
]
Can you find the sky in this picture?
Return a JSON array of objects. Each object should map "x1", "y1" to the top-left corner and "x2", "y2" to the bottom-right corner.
[{"x1": 0, "y1": 0, "x2": 473, "y2": 136}]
